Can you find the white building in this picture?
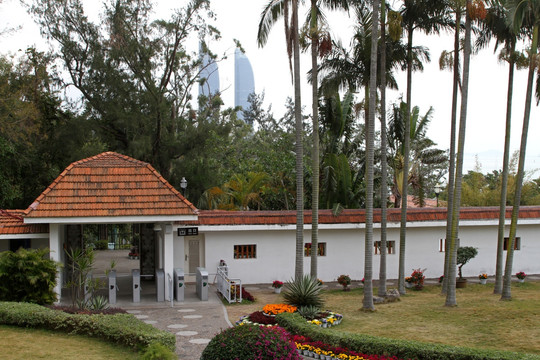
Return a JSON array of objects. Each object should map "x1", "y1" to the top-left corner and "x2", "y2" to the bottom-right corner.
[{"x1": 1, "y1": 152, "x2": 538, "y2": 302}]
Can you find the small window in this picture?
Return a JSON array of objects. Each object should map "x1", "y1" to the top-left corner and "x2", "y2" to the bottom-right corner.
[
  {"x1": 439, "y1": 238, "x2": 460, "y2": 252},
  {"x1": 374, "y1": 241, "x2": 395, "y2": 255},
  {"x1": 234, "y1": 244, "x2": 256, "y2": 259},
  {"x1": 304, "y1": 242, "x2": 326, "y2": 257},
  {"x1": 503, "y1": 237, "x2": 520, "y2": 251},
  {"x1": 9, "y1": 239, "x2": 31, "y2": 252}
]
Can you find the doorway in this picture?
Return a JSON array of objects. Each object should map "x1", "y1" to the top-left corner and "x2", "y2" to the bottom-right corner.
[{"x1": 184, "y1": 235, "x2": 204, "y2": 281}]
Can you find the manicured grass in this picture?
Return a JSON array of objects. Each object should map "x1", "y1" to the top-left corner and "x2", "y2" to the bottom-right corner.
[
  {"x1": 0, "y1": 325, "x2": 139, "y2": 360},
  {"x1": 325, "y1": 281, "x2": 540, "y2": 355},
  {"x1": 227, "y1": 281, "x2": 540, "y2": 355}
]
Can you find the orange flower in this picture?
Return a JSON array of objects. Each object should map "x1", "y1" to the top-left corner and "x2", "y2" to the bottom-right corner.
[{"x1": 262, "y1": 303, "x2": 297, "y2": 315}]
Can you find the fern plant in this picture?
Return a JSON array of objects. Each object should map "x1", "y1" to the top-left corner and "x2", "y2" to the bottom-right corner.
[{"x1": 282, "y1": 275, "x2": 324, "y2": 308}]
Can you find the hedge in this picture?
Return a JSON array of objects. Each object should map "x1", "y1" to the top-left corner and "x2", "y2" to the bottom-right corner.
[
  {"x1": 0, "y1": 302, "x2": 175, "y2": 351},
  {"x1": 275, "y1": 312, "x2": 540, "y2": 360}
]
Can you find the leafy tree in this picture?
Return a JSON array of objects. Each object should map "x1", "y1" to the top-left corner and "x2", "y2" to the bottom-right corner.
[
  {"x1": 29, "y1": 0, "x2": 220, "y2": 181},
  {"x1": 0, "y1": 50, "x2": 96, "y2": 209}
]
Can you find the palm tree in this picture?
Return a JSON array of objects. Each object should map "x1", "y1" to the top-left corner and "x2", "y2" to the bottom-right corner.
[
  {"x1": 363, "y1": 0, "x2": 380, "y2": 312},
  {"x1": 501, "y1": 0, "x2": 540, "y2": 300},
  {"x1": 258, "y1": 0, "x2": 304, "y2": 281},
  {"x1": 440, "y1": 0, "x2": 462, "y2": 295},
  {"x1": 446, "y1": 0, "x2": 473, "y2": 307},
  {"x1": 378, "y1": 0, "x2": 389, "y2": 297},
  {"x1": 397, "y1": 0, "x2": 450, "y2": 294},
  {"x1": 306, "y1": 0, "x2": 349, "y2": 280},
  {"x1": 476, "y1": 0, "x2": 526, "y2": 295},
  {"x1": 387, "y1": 102, "x2": 447, "y2": 207}
]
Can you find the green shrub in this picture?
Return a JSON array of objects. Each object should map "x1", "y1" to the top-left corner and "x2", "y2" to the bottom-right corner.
[
  {"x1": 140, "y1": 343, "x2": 176, "y2": 360},
  {"x1": 276, "y1": 312, "x2": 540, "y2": 360},
  {"x1": 200, "y1": 325, "x2": 301, "y2": 360},
  {"x1": 0, "y1": 302, "x2": 175, "y2": 351},
  {"x1": 94, "y1": 240, "x2": 109, "y2": 250},
  {"x1": 282, "y1": 275, "x2": 324, "y2": 308},
  {"x1": 0, "y1": 248, "x2": 58, "y2": 304}
]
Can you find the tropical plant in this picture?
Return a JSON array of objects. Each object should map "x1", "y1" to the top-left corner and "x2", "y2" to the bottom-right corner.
[
  {"x1": 457, "y1": 246, "x2": 478, "y2": 279},
  {"x1": 297, "y1": 305, "x2": 321, "y2": 320},
  {"x1": 387, "y1": 102, "x2": 448, "y2": 207},
  {"x1": 282, "y1": 275, "x2": 324, "y2": 308},
  {"x1": 65, "y1": 247, "x2": 102, "y2": 309},
  {"x1": 501, "y1": 0, "x2": 540, "y2": 301},
  {"x1": 0, "y1": 248, "x2": 58, "y2": 304}
]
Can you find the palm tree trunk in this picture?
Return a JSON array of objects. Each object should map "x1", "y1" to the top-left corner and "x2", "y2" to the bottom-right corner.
[
  {"x1": 501, "y1": 25, "x2": 538, "y2": 301},
  {"x1": 443, "y1": 5, "x2": 460, "y2": 295},
  {"x1": 292, "y1": 0, "x2": 304, "y2": 281},
  {"x1": 310, "y1": 0, "x2": 320, "y2": 279},
  {"x1": 363, "y1": 0, "x2": 379, "y2": 311},
  {"x1": 378, "y1": 0, "x2": 388, "y2": 297},
  {"x1": 446, "y1": 0, "x2": 472, "y2": 307},
  {"x1": 398, "y1": 25, "x2": 413, "y2": 295},
  {"x1": 494, "y1": 39, "x2": 516, "y2": 295}
]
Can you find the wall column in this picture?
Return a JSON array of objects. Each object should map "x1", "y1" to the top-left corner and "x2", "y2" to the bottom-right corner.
[
  {"x1": 163, "y1": 223, "x2": 174, "y2": 301},
  {"x1": 49, "y1": 224, "x2": 63, "y2": 303}
]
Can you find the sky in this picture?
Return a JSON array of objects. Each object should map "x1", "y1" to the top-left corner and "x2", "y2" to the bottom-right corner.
[{"x1": 2, "y1": 0, "x2": 540, "y2": 180}]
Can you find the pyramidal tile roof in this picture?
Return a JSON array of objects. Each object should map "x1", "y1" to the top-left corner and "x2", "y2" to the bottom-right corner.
[
  {"x1": 24, "y1": 152, "x2": 198, "y2": 219},
  {"x1": 0, "y1": 210, "x2": 48, "y2": 234}
]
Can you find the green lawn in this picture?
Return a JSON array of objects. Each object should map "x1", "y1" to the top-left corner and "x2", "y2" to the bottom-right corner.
[
  {"x1": 323, "y1": 281, "x2": 540, "y2": 355},
  {"x1": 0, "y1": 325, "x2": 140, "y2": 359}
]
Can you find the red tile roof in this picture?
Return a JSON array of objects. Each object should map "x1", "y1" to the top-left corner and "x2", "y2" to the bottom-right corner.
[
  {"x1": 0, "y1": 210, "x2": 48, "y2": 235},
  {"x1": 180, "y1": 206, "x2": 540, "y2": 226},
  {"x1": 24, "y1": 152, "x2": 198, "y2": 219}
]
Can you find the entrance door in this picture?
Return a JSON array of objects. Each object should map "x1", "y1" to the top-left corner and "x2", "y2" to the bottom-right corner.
[{"x1": 184, "y1": 236, "x2": 204, "y2": 281}]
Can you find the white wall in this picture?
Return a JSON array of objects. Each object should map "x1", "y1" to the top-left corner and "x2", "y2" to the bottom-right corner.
[{"x1": 196, "y1": 221, "x2": 540, "y2": 284}]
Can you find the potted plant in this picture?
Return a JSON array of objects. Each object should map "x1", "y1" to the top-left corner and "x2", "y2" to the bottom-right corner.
[
  {"x1": 409, "y1": 268, "x2": 426, "y2": 290},
  {"x1": 456, "y1": 246, "x2": 478, "y2": 288},
  {"x1": 479, "y1": 273, "x2": 488, "y2": 285},
  {"x1": 405, "y1": 276, "x2": 414, "y2": 288},
  {"x1": 272, "y1": 280, "x2": 284, "y2": 293},
  {"x1": 516, "y1": 271, "x2": 527, "y2": 283},
  {"x1": 438, "y1": 275, "x2": 444, "y2": 284},
  {"x1": 337, "y1": 275, "x2": 351, "y2": 291}
]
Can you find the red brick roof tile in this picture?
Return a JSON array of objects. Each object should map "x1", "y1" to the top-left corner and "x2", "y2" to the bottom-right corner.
[
  {"x1": 179, "y1": 207, "x2": 540, "y2": 226},
  {"x1": 0, "y1": 210, "x2": 48, "y2": 235},
  {"x1": 24, "y1": 152, "x2": 198, "y2": 219}
]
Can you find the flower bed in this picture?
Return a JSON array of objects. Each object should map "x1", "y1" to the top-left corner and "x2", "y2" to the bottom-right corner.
[
  {"x1": 236, "y1": 311, "x2": 278, "y2": 327},
  {"x1": 291, "y1": 334, "x2": 403, "y2": 360},
  {"x1": 306, "y1": 311, "x2": 343, "y2": 328}
]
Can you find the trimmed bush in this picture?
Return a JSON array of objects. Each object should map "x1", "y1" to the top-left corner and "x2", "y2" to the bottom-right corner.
[
  {"x1": 200, "y1": 324, "x2": 302, "y2": 360},
  {"x1": 276, "y1": 312, "x2": 540, "y2": 360},
  {"x1": 0, "y1": 248, "x2": 58, "y2": 304},
  {"x1": 0, "y1": 302, "x2": 175, "y2": 351},
  {"x1": 140, "y1": 343, "x2": 176, "y2": 360}
]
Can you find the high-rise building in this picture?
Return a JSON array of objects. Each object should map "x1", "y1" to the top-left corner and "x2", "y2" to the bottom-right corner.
[
  {"x1": 199, "y1": 47, "x2": 220, "y2": 98},
  {"x1": 234, "y1": 48, "x2": 255, "y2": 122}
]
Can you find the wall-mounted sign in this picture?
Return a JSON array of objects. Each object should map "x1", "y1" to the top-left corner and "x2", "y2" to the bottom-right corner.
[{"x1": 178, "y1": 227, "x2": 198, "y2": 236}]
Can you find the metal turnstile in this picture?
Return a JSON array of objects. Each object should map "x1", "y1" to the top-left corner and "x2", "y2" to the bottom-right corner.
[
  {"x1": 174, "y1": 268, "x2": 184, "y2": 302},
  {"x1": 196, "y1": 267, "x2": 208, "y2": 301}
]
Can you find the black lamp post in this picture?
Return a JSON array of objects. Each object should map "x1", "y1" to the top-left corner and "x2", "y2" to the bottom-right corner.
[
  {"x1": 435, "y1": 184, "x2": 441, "y2": 207},
  {"x1": 180, "y1": 177, "x2": 187, "y2": 197}
]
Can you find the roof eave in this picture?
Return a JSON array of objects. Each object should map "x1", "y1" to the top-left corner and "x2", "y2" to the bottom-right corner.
[{"x1": 24, "y1": 214, "x2": 198, "y2": 225}]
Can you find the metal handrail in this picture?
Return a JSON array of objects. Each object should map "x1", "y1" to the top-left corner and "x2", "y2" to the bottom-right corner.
[{"x1": 216, "y1": 266, "x2": 242, "y2": 303}]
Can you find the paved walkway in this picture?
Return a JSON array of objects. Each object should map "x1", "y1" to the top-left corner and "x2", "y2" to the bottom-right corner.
[{"x1": 116, "y1": 284, "x2": 232, "y2": 360}]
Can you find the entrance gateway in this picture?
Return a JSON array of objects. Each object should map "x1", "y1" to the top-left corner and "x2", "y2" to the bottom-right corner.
[{"x1": 20, "y1": 152, "x2": 202, "y2": 304}]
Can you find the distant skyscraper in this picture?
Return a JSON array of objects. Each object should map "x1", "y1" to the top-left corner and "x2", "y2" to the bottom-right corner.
[
  {"x1": 199, "y1": 46, "x2": 220, "y2": 98},
  {"x1": 234, "y1": 48, "x2": 255, "y2": 122}
]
